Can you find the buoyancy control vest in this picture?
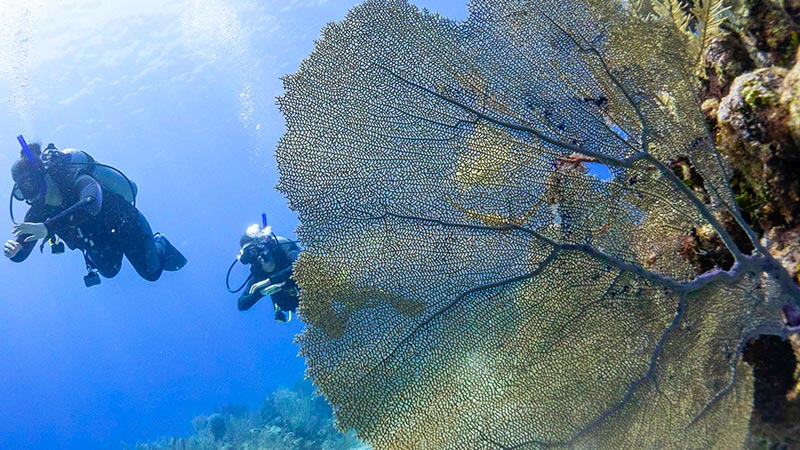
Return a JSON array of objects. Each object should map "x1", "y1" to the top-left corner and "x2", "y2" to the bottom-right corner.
[
  {"x1": 43, "y1": 147, "x2": 138, "y2": 204},
  {"x1": 10, "y1": 138, "x2": 139, "y2": 226},
  {"x1": 268, "y1": 235, "x2": 298, "y2": 270}
]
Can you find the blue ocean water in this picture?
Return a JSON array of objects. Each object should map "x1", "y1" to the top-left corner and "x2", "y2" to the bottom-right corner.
[{"x1": 0, "y1": 1, "x2": 465, "y2": 449}]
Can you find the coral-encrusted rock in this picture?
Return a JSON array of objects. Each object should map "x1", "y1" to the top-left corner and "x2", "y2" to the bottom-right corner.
[
  {"x1": 703, "y1": 30, "x2": 755, "y2": 99},
  {"x1": 717, "y1": 67, "x2": 800, "y2": 229},
  {"x1": 744, "y1": 336, "x2": 800, "y2": 450},
  {"x1": 207, "y1": 414, "x2": 227, "y2": 441},
  {"x1": 767, "y1": 227, "x2": 800, "y2": 283},
  {"x1": 731, "y1": 0, "x2": 800, "y2": 67},
  {"x1": 717, "y1": 54, "x2": 800, "y2": 450},
  {"x1": 783, "y1": 48, "x2": 800, "y2": 145},
  {"x1": 718, "y1": 67, "x2": 787, "y2": 141},
  {"x1": 788, "y1": 0, "x2": 800, "y2": 23}
]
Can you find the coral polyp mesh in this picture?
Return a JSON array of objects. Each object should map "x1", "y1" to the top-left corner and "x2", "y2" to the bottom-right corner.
[{"x1": 276, "y1": 0, "x2": 800, "y2": 449}]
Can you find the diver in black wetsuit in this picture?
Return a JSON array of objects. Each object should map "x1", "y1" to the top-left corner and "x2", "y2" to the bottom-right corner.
[
  {"x1": 3, "y1": 141, "x2": 187, "y2": 285},
  {"x1": 235, "y1": 224, "x2": 300, "y2": 322}
]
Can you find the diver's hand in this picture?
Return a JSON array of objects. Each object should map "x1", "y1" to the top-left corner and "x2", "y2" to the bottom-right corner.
[
  {"x1": 4, "y1": 240, "x2": 21, "y2": 258},
  {"x1": 12, "y1": 222, "x2": 48, "y2": 242},
  {"x1": 249, "y1": 278, "x2": 271, "y2": 295},
  {"x1": 260, "y1": 282, "x2": 285, "y2": 296}
]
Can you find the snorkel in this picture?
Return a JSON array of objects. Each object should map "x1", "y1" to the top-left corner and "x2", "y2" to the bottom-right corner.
[
  {"x1": 9, "y1": 135, "x2": 46, "y2": 223},
  {"x1": 17, "y1": 135, "x2": 39, "y2": 166},
  {"x1": 15, "y1": 135, "x2": 46, "y2": 203}
]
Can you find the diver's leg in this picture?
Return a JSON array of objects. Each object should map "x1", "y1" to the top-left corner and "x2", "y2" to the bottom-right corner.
[
  {"x1": 273, "y1": 281, "x2": 300, "y2": 312},
  {"x1": 87, "y1": 246, "x2": 124, "y2": 278},
  {"x1": 238, "y1": 290, "x2": 264, "y2": 311},
  {"x1": 270, "y1": 288, "x2": 299, "y2": 322},
  {"x1": 121, "y1": 209, "x2": 163, "y2": 282}
]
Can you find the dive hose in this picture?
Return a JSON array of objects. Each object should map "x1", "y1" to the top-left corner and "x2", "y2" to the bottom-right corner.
[
  {"x1": 55, "y1": 160, "x2": 138, "y2": 207},
  {"x1": 226, "y1": 258, "x2": 251, "y2": 293}
]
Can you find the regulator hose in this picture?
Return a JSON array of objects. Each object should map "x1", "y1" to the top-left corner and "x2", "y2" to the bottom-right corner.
[{"x1": 226, "y1": 258, "x2": 251, "y2": 293}]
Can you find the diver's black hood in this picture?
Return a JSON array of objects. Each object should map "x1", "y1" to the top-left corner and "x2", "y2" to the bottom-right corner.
[
  {"x1": 240, "y1": 233, "x2": 256, "y2": 248},
  {"x1": 11, "y1": 158, "x2": 38, "y2": 180},
  {"x1": 11, "y1": 157, "x2": 45, "y2": 202}
]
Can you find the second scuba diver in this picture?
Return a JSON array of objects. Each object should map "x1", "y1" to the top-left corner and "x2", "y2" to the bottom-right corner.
[
  {"x1": 4, "y1": 137, "x2": 187, "y2": 286},
  {"x1": 230, "y1": 222, "x2": 300, "y2": 322}
]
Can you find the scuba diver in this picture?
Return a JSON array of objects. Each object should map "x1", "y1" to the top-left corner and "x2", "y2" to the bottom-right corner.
[
  {"x1": 227, "y1": 219, "x2": 300, "y2": 322},
  {"x1": 4, "y1": 136, "x2": 187, "y2": 286}
]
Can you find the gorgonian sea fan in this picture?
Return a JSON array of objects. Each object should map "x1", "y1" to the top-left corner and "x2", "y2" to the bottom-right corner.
[{"x1": 276, "y1": 0, "x2": 800, "y2": 448}]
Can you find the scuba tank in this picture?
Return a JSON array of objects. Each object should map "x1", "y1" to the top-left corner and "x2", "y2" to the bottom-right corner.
[{"x1": 42, "y1": 145, "x2": 138, "y2": 205}]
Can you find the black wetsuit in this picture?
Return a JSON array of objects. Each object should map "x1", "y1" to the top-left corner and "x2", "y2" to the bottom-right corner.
[
  {"x1": 238, "y1": 238, "x2": 300, "y2": 313},
  {"x1": 11, "y1": 173, "x2": 163, "y2": 281}
]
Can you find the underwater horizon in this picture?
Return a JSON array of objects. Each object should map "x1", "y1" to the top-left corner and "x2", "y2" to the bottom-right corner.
[{"x1": 0, "y1": 1, "x2": 466, "y2": 449}]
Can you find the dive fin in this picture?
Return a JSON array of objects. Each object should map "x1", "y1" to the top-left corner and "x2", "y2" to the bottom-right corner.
[{"x1": 154, "y1": 233, "x2": 187, "y2": 271}]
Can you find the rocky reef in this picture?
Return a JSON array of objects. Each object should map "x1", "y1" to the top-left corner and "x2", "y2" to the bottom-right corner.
[
  {"x1": 701, "y1": 0, "x2": 800, "y2": 447},
  {"x1": 127, "y1": 381, "x2": 369, "y2": 450}
]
